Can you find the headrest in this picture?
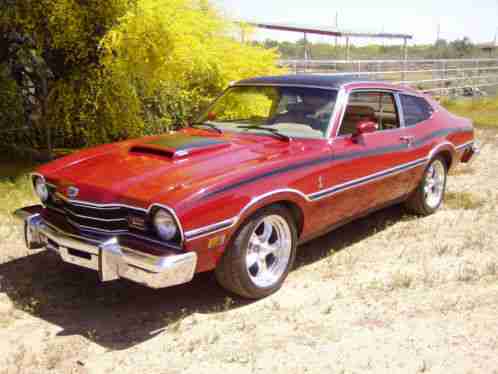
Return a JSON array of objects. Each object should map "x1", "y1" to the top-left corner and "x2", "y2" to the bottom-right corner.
[
  {"x1": 286, "y1": 102, "x2": 309, "y2": 112},
  {"x1": 345, "y1": 105, "x2": 375, "y2": 118}
]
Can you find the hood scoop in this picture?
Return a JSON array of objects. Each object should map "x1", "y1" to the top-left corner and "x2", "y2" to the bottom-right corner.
[{"x1": 129, "y1": 133, "x2": 230, "y2": 159}]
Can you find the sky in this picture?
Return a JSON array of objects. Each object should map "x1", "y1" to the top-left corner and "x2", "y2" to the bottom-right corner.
[{"x1": 213, "y1": 0, "x2": 498, "y2": 45}]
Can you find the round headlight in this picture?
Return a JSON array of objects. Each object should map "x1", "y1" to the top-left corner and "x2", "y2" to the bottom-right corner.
[
  {"x1": 34, "y1": 177, "x2": 49, "y2": 202},
  {"x1": 153, "y1": 209, "x2": 178, "y2": 241}
]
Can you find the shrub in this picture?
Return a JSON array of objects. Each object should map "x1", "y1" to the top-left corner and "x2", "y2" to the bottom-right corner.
[{"x1": 1, "y1": 0, "x2": 282, "y2": 148}]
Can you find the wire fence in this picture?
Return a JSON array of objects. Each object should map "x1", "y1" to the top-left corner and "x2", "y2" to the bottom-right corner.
[{"x1": 279, "y1": 58, "x2": 498, "y2": 97}]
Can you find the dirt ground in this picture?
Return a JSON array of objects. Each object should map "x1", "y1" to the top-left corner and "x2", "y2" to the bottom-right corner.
[{"x1": 0, "y1": 129, "x2": 497, "y2": 374}]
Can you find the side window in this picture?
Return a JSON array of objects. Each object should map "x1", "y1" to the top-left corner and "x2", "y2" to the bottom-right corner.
[
  {"x1": 338, "y1": 91, "x2": 400, "y2": 136},
  {"x1": 400, "y1": 95, "x2": 433, "y2": 126}
]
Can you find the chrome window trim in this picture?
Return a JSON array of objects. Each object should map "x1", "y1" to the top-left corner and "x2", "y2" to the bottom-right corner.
[
  {"x1": 326, "y1": 86, "x2": 348, "y2": 139},
  {"x1": 393, "y1": 92, "x2": 406, "y2": 128},
  {"x1": 398, "y1": 93, "x2": 436, "y2": 127},
  {"x1": 332, "y1": 88, "x2": 404, "y2": 139},
  {"x1": 213, "y1": 83, "x2": 341, "y2": 140}
]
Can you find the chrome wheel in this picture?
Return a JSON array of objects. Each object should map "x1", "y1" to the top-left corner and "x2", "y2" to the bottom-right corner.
[
  {"x1": 245, "y1": 215, "x2": 292, "y2": 288},
  {"x1": 424, "y1": 159, "x2": 446, "y2": 209}
]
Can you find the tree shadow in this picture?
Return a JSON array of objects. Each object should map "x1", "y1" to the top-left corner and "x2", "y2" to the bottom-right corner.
[
  {"x1": 0, "y1": 156, "x2": 38, "y2": 179},
  {"x1": 0, "y1": 204, "x2": 415, "y2": 350}
]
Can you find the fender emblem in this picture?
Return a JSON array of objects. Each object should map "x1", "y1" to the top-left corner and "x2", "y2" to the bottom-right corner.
[{"x1": 67, "y1": 186, "x2": 79, "y2": 199}]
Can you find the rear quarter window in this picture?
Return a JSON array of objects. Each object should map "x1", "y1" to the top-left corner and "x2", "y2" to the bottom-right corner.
[{"x1": 400, "y1": 94, "x2": 434, "y2": 126}]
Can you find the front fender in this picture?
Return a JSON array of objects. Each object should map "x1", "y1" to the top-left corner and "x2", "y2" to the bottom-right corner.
[{"x1": 181, "y1": 188, "x2": 309, "y2": 272}]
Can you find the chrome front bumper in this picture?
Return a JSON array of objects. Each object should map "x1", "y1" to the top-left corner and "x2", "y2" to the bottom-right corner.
[{"x1": 14, "y1": 206, "x2": 197, "y2": 289}]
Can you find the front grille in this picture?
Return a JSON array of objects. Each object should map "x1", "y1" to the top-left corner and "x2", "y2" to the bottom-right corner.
[{"x1": 46, "y1": 194, "x2": 147, "y2": 234}]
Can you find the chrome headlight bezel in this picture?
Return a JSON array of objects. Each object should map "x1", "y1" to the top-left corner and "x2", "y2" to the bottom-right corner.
[
  {"x1": 153, "y1": 208, "x2": 179, "y2": 241},
  {"x1": 33, "y1": 175, "x2": 49, "y2": 202}
]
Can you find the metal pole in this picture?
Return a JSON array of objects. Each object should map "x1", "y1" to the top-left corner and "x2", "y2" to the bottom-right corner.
[
  {"x1": 401, "y1": 38, "x2": 408, "y2": 82},
  {"x1": 335, "y1": 12, "x2": 339, "y2": 48},
  {"x1": 441, "y1": 61, "x2": 446, "y2": 97},
  {"x1": 345, "y1": 37, "x2": 350, "y2": 61},
  {"x1": 474, "y1": 59, "x2": 479, "y2": 99},
  {"x1": 304, "y1": 32, "x2": 308, "y2": 60},
  {"x1": 303, "y1": 32, "x2": 309, "y2": 72}
]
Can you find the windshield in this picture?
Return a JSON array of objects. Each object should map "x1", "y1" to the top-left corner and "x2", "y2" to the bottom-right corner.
[{"x1": 196, "y1": 86, "x2": 338, "y2": 139}]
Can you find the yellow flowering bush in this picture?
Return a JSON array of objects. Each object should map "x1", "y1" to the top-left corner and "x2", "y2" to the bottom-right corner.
[{"x1": 1, "y1": 0, "x2": 281, "y2": 148}]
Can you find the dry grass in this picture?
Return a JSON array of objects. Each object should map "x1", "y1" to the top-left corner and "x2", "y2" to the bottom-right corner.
[
  {"x1": 444, "y1": 191, "x2": 485, "y2": 210},
  {"x1": 0, "y1": 126, "x2": 497, "y2": 373},
  {"x1": 442, "y1": 96, "x2": 498, "y2": 129}
]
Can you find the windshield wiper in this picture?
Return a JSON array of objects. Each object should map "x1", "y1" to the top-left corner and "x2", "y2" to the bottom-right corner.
[
  {"x1": 237, "y1": 125, "x2": 291, "y2": 142},
  {"x1": 191, "y1": 122, "x2": 223, "y2": 134}
]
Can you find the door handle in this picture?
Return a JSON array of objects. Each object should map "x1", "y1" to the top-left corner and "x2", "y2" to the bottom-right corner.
[{"x1": 400, "y1": 135, "x2": 415, "y2": 146}]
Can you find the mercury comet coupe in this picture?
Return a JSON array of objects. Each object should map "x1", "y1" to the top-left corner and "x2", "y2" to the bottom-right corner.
[{"x1": 15, "y1": 75, "x2": 478, "y2": 299}]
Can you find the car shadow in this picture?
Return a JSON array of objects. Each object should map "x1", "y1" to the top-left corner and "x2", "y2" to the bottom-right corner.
[{"x1": 0, "y1": 204, "x2": 414, "y2": 350}]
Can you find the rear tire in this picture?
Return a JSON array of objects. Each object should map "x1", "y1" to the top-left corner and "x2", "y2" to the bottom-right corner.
[
  {"x1": 404, "y1": 156, "x2": 447, "y2": 215},
  {"x1": 215, "y1": 205, "x2": 297, "y2": 299}
]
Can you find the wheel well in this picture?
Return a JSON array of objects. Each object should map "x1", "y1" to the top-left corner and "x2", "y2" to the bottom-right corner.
[
  {"x1": 435, "y1": 150, "x2": 453, "y2": 170},
  {"x1": 270, "y1": 200, "x2": 305, "y2": 238}
]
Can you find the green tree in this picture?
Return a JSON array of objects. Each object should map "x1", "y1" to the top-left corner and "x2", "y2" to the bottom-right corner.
[{"x1": 0, "y1": 0, "x2": 281, "y2": 150}]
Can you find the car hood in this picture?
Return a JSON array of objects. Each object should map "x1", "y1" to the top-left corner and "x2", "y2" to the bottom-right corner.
[{"x1": 39, "y1": 129, "x2": 302, "y2": 208}]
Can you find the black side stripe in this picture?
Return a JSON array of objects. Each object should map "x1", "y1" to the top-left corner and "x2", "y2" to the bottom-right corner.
[
  {"x1": 201, "y1": 127, "x2": 471, "y2": 201},
  {"x1": 308, "y1": 158, "x2": 427, "y2": 201}
]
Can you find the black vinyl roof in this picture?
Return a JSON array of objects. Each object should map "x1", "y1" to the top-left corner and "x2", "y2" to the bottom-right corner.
[{"x1": 235, "y1": 74, "x2": 371, "y2": 89}]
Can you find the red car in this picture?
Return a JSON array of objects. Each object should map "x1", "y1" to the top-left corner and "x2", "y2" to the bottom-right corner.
[{"x1": 15, "y1": 75, "x2": 478, "y2": 299}]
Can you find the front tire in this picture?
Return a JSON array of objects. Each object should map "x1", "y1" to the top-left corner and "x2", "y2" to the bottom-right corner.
[
  {"x1": 215, "y1": 205, "x2": 297, "y2": 299},
  {"x1": 404, "y1": 156, "x2": 447, "y2": 215}
]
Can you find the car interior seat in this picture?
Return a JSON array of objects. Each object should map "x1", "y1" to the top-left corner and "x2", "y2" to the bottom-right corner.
[{"x1": 338, "y1": 105, "x2": 377, "y2": 136}]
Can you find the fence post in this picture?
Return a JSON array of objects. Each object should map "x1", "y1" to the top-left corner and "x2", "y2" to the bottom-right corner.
[
  {"x1": 401, "y1": 38, "x2": 408, "y2": 82},
  {"x1": 345, "y1": 37, "x2": 350, "y2": 61},
  {"x1": 441, "y1": 60, "x2": 446, "y2": 97},
  {"x1": 474, "y1": 59, "x2": 479, "y2": 100}
]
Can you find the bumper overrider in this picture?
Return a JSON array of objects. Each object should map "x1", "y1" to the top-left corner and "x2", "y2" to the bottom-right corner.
[
  {"x1": 461, "y1": 141, "x2": 480, "y2": 164},
  {"x1": 14, "y1": 206, "x2": 197, "y2": 289}
]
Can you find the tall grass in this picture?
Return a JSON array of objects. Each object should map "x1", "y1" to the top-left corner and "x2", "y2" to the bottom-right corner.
[
  {"x1": 441, "y1": 96, "x2": 498, "y2": 130},
  {"x1": 0, "y1": 176, "x2": 35, "y2": 216},
  {"x1": 0, "y1": 157, "x2": 37, "y2": 216}
]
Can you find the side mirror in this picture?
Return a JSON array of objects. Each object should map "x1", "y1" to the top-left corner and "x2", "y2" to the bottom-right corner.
[
  {"x1": 207, "y1": 111, "x2": 217, "y2": 121},
  {"x1": 354, "y1": 121, "x2": 377, "y2": 138}
]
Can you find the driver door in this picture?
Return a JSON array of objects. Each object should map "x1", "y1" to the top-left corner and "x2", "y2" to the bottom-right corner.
[{"x1": 320, "y1": 90, "x2": 416, "y2": 225}]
